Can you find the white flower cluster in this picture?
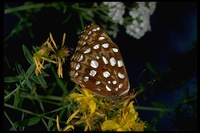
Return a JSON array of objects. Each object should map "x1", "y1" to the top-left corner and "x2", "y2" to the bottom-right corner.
[
  {"x1": 103, "y1": 2, "x2": 125, "y2": 25},
  {"x1": 102, "y1": 2, "x2": 157, "y2": 39},
  {"x1": 126, "y1": 2, "x2": 157, "y2": 39}
]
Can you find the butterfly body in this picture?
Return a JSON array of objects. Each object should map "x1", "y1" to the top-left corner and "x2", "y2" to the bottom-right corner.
[{"x1": 70, "y1": 23, "x2": 130, "y2": 99}]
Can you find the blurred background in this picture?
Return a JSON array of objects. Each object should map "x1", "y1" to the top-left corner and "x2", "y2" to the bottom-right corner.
[{"x1": 4, "y1": 2, "x2": 197, "y2": 131}]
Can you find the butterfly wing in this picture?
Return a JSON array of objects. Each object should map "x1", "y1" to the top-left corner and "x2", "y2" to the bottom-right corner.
[{"x1": 70, "y1": 23, "x2": 130, "y2": 98}]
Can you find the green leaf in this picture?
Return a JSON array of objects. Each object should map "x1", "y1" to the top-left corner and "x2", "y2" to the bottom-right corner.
[
  {"x1": 14, "y1": 85, "x2": 20, "y2": 107},
  {"x1": 44, "y1": 63, "x2": 51, "y2": 69},
  {"x1": 30, "y1": 76, "x2": 41, "y2": 84},
  {"x1": 12, "y1": 117, "x2": 41, "y2": 129},
  {"x1": 35, "y1": 92, "x2": 45, "y2": 112},
  {"x1": 4, "y1": 75, "x2": 24, "y2": 83},
  {"x1": 25, "y1": 64, "x2": 35, "y2": 77},
  {"x1": 22, "y1": 44, "x2": 34, "y2": 64},
  {"x1": 145, "y1": 62, "x2": 160, "y2": 80},
  {"x1": 145, "y1": 62, "x2": 157, "y2": 75},
  {"x1": 25, "y1": 76, "x2": 33, "y2": 90},
  {"x1": 36, "y1": 74, "x2": 47, "y2": 88},
  {"x1": 51, "y1": 67, "x2": 67, "y2": 94},
  {"x1": 47, "y1": 119, "x2": 54, "y2": 130},
  {"x1": 16, "y1": 63, "x2": 25, "y2": 75}
]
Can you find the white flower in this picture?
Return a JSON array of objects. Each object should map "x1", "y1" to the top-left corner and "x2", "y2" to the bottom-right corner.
[
  {"x1": 126, "y1": 20, "x2": 146, "y2": 39},
  {"x1": 103, "y1": 2, "x2": 118, "y2": 7},
  {"x1": 125, "y1": 2, "x2": 157, "y2": 39},
  {"x1": 129, "y1": 8, "x2": 139, "y2": 19},
  {"x1": 102, "y1": 2, "x2": 157, "y2": 39},
  {"x1": 149, "y1": 2, "x2": 157, "y2": 15},
  {"x1": 103, "y1": 2, "x2": 125, "y2": 25}
]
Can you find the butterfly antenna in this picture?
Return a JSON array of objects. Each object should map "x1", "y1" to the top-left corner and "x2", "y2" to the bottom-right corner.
[
  {"x1": 135, "y1": 68, "x2": 146, "y2": 86},
  {"x1": 131, "y1": 68, "x2": 156, "y2": 110},
  {"x1": 129, "y1": 68, "x2": 146, "y2": 97}
]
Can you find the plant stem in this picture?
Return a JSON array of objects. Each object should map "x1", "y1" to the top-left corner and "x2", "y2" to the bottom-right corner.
[{"x1": 4, "y1": 3, "x2": 61, "y2": 14}]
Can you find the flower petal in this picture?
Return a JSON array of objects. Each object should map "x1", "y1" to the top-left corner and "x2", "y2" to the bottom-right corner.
[
  {"x1": 101, "y1": 120, "x2": 120, "y2": 131},
  {"x1": 88, "y1": 99, "x2": 96, "y2": 114},
  {"x1": 68, "y1": 93, "x2": 84, "y2": 100}
]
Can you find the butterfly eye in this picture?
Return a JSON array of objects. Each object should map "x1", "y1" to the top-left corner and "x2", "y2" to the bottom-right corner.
[{"x1": 70, "y1": 23, "x2": 130, "y2": 98}]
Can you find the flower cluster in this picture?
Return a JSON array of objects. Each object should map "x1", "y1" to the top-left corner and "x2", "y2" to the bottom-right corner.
[
  {"x1": 126, "y1": 2, "x2": 157, "y2": 39},
  {"x1": 102, "y1": 2, "x2": 157, "y2": 39},
  {"x1": 33, "y1": 33, "x2": 71, "y2": 78},
  {"x1": 56, "y1": 87, "x2": 146, "y2": 131},
  {"x1": 103, "y1": 2, "x2": 125, "y2": 25}
]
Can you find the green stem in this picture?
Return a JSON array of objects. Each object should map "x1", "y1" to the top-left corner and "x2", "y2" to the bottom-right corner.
[
  {"x1": 135, "y1": 106, "x2": 173, "y2": 112},
  {"x1": 4, "y1": 111, "x2": 17, "y2": 131},
  {"x1": 20, "y1": 92, "x2": 63, "y2": 102},
  {"x1": 4, "y1": 3, "x2": 61, "y2": 14},
  {"x1": 4, "y1": 80, "x2": 26, "y2": 100}
]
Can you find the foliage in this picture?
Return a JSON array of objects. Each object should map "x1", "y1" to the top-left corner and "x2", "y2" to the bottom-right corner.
[{"x1": 4, "y1": 2, "x2": 196, "y2": 131}]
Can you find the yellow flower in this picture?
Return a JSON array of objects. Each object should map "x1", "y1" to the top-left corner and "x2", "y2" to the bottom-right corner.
[
  {"x1": 67, "y1": 88, "x2": 97, "y2": 114},
  {"x1": 48, "y1": 33, "x2": 72, "y2": 78},
  {"x1": 56, "y1": 115, "x2": 74, "y2": 131},
  {"x1": 101, "y1": 101, "x2": 146, "y2": 131},
  {"x1": 64, "y1": 88, "x2": 101, "y2": 131},
  {"x1": 33, "y1": 33, "x2": 71, "y2": 77},
  {"x1": 33, "y1": 43, "x2": 52, "y2": 75},
  {"x1": 59, "y1": 87, "x2": 145, "y2": 131}
]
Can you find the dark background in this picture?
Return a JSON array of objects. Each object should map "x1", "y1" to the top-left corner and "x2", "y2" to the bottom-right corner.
[{"x1": 4, "y1": 2, "x2": 197, "y2": 131}]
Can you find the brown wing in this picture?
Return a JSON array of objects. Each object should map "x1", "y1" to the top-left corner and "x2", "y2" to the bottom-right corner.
[{"x1": 70, "y1": 23, "x2": 130, "y2": 98}]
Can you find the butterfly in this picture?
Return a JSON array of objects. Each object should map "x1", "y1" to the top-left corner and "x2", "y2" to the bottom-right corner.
[{"x1": 70, "y1": 23, "x2": 130, "y2": 100}]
